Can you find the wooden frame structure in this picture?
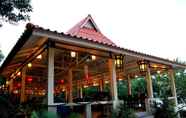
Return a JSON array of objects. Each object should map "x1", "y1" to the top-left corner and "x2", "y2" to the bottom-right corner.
[{"x1": 0, "y1": 15, "x2": 186, "y2": 117}]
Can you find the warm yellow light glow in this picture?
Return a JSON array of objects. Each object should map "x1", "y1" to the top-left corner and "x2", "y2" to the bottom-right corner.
[
  {"x1": 2, "y1": 85, "x2": 5, "y2": 88},
  {"x1": 157, "y1": 70, "x2": 161, "y2": 74},
  {"x1": 6, "y1": 81, "x2": 9, "y2": 85},
  {"x1": 62, "y1": 88, "x2": 65, "y2": 92},
  {"x1": 36, "y1": 54, "x2": 42, "y2": 59},
  {"x1": 118, "y1": 78, "x2": 123, "y2": 81},
  {"x1": 71, "y1": 51, "x2": 76, "y2": 58},
  {"x1": 105, "y1": 80, "x2": 109, "y2": 84},
  {"x1": 91, "y1": 55, "x2": 96, "y2": 60},
  {"x1": 139, "y1": 64, "x2": 146, "y2": 71},
  {"x1": 27, "y1": 63, "x2": 32, "y2": 68},
  {"x1": 153, "y1": 65, "x2": 158, "y2": 68},
  {"x1": 84, "y1": 85, "x2": 88, "y2": 88},
  {"x1": 135, "y1": 75, "x2": 138, "y2": 78},
  {"x1": 17, "y1": 72, "x2": 21, "y2": 76},
  {"x1": 93, "y1": 82, "x2": 99, "y2": 86}
]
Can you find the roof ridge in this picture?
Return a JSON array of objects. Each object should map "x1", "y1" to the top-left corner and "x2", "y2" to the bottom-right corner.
[{"x1": 66, "y1": 15, "x2": 116, "y2": 46}]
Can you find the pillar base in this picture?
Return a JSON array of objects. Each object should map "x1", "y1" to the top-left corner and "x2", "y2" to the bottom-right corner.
[
  {"x1": 113, "y1": 100, "x2": 119, "y2": 111},
  {"x1": 85, "y1": 104, "x2": 92, "y2": 118},
  {"x1": 47, "y1": 105, "x2": 58, "y2": 118}
]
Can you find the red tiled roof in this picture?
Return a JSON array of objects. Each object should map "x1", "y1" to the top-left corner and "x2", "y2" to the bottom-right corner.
[{"x1": 66, "y1": 15, "x2": 116, "y2": 46}]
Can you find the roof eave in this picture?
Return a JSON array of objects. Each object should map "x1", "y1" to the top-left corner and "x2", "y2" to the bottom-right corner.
[
  {"x1": 0, "y1": 24, "x2": 34, "y2": 73},
  {"x1": 33, "y1": 29, "x2": 186, "y2": 69}
]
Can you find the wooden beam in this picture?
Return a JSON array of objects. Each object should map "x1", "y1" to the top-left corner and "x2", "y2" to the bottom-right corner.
[{"x1": 33, "y1": 31, "x2": 186, "y2": 69}]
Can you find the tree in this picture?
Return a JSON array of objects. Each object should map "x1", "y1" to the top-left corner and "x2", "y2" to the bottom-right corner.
[{"x1": 0, "y1": 0, "x2": 32, "y2": 27}]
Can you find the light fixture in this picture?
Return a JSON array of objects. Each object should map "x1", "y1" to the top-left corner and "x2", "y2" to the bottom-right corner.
[
  {"x1": 115, "y1": 55, "x2": 124, "y2": 70},
  {"x1": 27, "y1": 63, "x2": 32, "y2": 68},
  {"x1": 17, "y1": 71, "x2": 21, "y2": 76},
  {"x1": 13, "y1": 90, "x2": 19, "y2": 94},
  {"x1": 135, "y1": 75, "x2": 138, "y2": 78},
  {"x1": 62, "y1": 88, "x2": 65, "y2": 92},
  {"x1": 36, "y1": 54, "x2": 42, "y2": 59},
  {"x1": 27, "y1": 76, "x2": 33, "y2": 82},
  {"x1": 152, "y1": 64, "x2": 158, "y2": 68},
  {"x1": 137, "y1": 60, "x2": 149, "y2": 72},
  {"x1": 84, "y1": 85, "x2": 88, "y2": 88},
  {"x1": 93, "y1": 82, "x2": 99, "y2": 86},
  {"x1": 91, "y1": 55, "x2": 96, "y2": 60},
  {"x1": 71, "y1": 51, "x2": 76, "y2": 58},
  {"x1": 118, "y1": 78, "x2": 123, "y2": 81},
  {"x1": 6, "y1": 81, "x2": 9, "y2": 85},
  {"x1": 176, "y1": 72, "x2": 181, "y2": 76},
  {"x1": 157, "y1": 70, "x2": 161, "y2": 74},
  {"x1": 105, "y1": 80, "x2": 109, "y2": 84}
]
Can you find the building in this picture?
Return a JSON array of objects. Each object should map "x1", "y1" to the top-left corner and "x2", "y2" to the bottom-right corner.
[{"x1": 0, "y1": 15, "x2": 185, "y2": 117}]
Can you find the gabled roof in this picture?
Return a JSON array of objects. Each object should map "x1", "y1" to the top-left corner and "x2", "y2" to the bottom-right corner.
[
  {"x1": 66, "y1": 15, "x2": 116, "y2": 46},
  {"x1": 1, "y1": 17, "x2": 186, "y2": 74}
]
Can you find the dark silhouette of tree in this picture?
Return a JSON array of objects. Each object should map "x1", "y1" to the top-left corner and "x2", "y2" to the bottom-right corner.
[{"x1": 0, "y1": 0, "x2": 32, "y2": 27}]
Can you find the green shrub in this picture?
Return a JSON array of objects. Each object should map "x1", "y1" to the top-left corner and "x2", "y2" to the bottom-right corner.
[
  {"x1": 154, "y1": 98, "x2": 177, "y2": 118},
  {"x1": 68, "y1": 112, "x2": 82, "y2": 118}
]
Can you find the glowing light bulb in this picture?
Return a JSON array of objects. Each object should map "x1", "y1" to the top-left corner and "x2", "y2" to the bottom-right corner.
[
  {"x1": 105, "y1": 80, "x2": 109, "y2": 84},
  {"x1": 17, "y1": 72, "x2": 21, "y2": 76},
  {"x1": 6, "y1": 81, "x2": 9, "y2": 85},
  {"x1": 27, "y1": 63, "x2": 32, "y2": 68},
  {"x1": 71, "y1": 51, "x2": 76, "y2": 58},
  {"x1": 36, "y1": 54, "x2": 42, "y2": 59},
  {"x1": 91, "y1": 55, "x2": 96, "y2": 60}
]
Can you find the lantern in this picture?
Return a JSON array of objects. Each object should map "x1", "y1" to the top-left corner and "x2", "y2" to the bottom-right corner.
[
  {"x1": 60, "y1": 79, "x2": 64, "y2": 84},
  {"x1": 137, "y1": 60, "x2": 149, "y2": 72},
  {"x1": 27, "y1": 76, "x2": 33, "y2": 82},
  {"x1": 17, "y1": 83, "x2": 21, "y2": 88},
  {"x1": 115, "y1": 55, "x2": 124, "y2": 70}
]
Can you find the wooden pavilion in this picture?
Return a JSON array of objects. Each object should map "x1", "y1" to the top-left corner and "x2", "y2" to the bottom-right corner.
[{"x1": 0, "y1": 15, "x2": 186, "y2": 117}]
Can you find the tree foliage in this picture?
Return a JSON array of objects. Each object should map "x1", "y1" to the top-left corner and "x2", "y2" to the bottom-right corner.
[
  {"x1": 0, "y1": 0, "x2": 32, "y2": 26},
  {"x1": 175, "y1": 69, "x2": 186, "y2": 100}
]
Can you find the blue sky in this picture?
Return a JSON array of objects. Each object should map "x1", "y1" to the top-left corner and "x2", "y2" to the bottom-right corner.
[{"x1": 0, "y1": 0, "x2": 186, "y2": 62}]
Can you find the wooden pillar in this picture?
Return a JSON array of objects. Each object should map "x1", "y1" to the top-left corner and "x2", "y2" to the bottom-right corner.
[
  {"x1": 48, "y1": 47, "x2": 55, "y2": 106},
  {"x1": 84, "y1": 65, "x2": 88, "y2": 79},
  {"x1": 168, "y1": 69, "x2": 178, "y2": 106},
  {"x1": 20, "y1": 67, "x2": 26, "y2": 103},
  {"x1": 146, "y1": 66, "x2": 153, "y2": 98},
  {"x1": 99, "y1": 79, "x2": 103, "y2": 92},
  {"x1": 68, "y1": 69, "x2": 73, "y2": 103},
  {"x1": 127, "y1": 75, "x2": 132, "y2": 96},
  {"x1": 108, "y1": 59, "x2": 118, "y2": 109}
]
